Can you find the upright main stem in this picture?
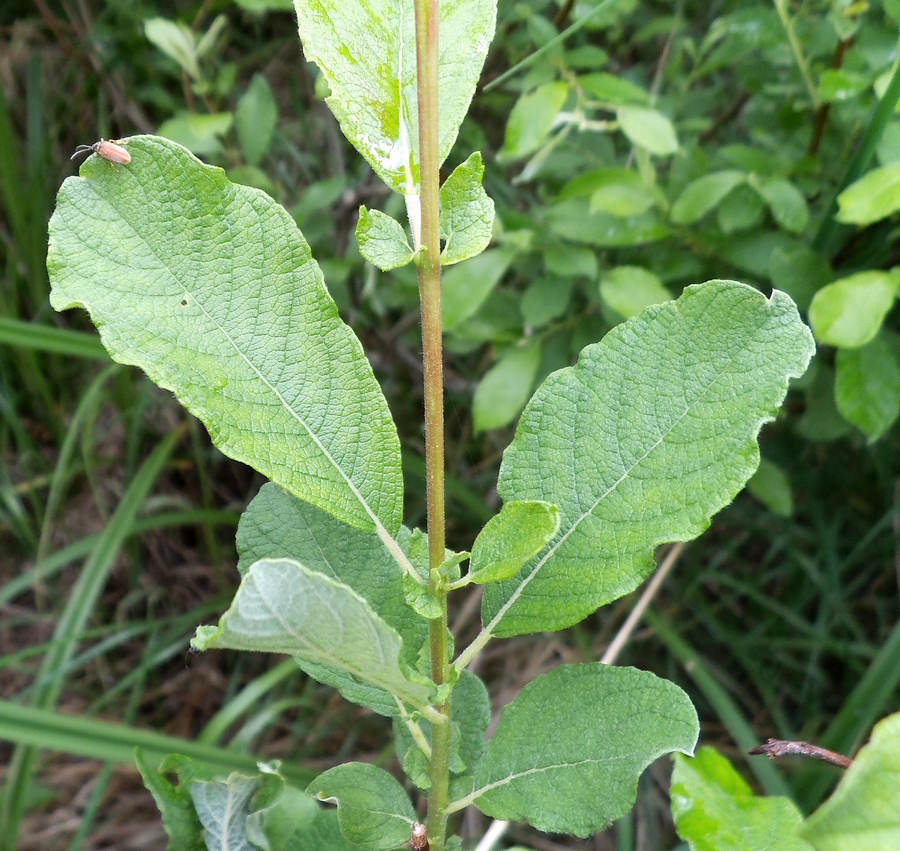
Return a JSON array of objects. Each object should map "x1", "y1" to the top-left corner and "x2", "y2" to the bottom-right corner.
[{"x1": 413, "y1": 0, "x2": 451, "y2": 848}]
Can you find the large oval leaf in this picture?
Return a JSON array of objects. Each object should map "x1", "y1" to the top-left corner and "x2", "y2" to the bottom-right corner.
[
  {"x1": 48, "y1": 136, "x2": 402, "y2": 534},
  {"x1": 484, "y1": 281, "x2": 814, "y2": 636},
  {"x1": 459, "y1": 663, "x2": 698, "y2": 836}
]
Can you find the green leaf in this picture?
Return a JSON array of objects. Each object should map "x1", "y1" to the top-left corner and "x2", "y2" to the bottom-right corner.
[
  {"x1": 617, "y1": 106, "x2": 679, "y2": 155},
  {"x1": 236, "y1": 74, "x2": 278, "y2": 166},
  {"x1": 717, "y1": 185, "x2": 765, "y2": 233},
  {"x1": 292, "y1": 0, "x2": 496, "y2": 196},
  {"x1": 755, "y1": 178, "x2": 809, "y2": 233},
  {"x1": 356, "y1": 207, "x2": 414, "y2": 271},
  {"x1": 671, "y1": 171, "x2": 746, "y2": 224},
  {"x1": 836, "y1": 163, "x2": 900, "y2": 224},
  {"x1": 521, "y1": 276, "x2": 573, "y2": 327},
  {"x1": 590, "y1": 172, "x2": 658, "y2": 217},
  {"x1": 144, "y1": 18, "x2": 200, "y2": 80},
  {"x1": 818, "y1": 68, "x2": 870, "y2": 103},
  {"x1": 190, "y1": 773, "x2": 262, "y2": 850},
  {"x1": 747, "y1": 458, "x2": 793, "y2": 517},
  {"x1": 578, "y1": 72, "x2": 650, "y2": 106},
  {"x1": 286, "y1": 808, "x2": 360, "y2": 851},
  {"x1": 599, "y1": 265, "x2": 672, "y2": 319},
  {"x1": 469, "y1": 501, "x2": 560, "y2": 584},
  {"x1": 442, "y1": 247, "x2": 516, "y2": 331},
  {"x1": 192, "y1": 558, "x2": 434, "y2": 716},
  {"x1": 235, "y1": 484, "x2": 426, "y2": 668},
  {"x1": 499, "y1": 82, "x2": 569, "y2": 162},
  {"x1": 473, "y1": 342, "x2": 541, "y2": 433},
  {"x1": 394, "y1": 670, "x2": 490, "y2": 790},
  {"x1": 671, "y1": 748, "x2": 813, "y2": 851},
  {"x1": 49, "y1": 136, "x2": 402, "y2": 535},
  {"x1": 440, "y1": 152, "x2": 495, "y2": 265},
  {"x1": 801, "y1": 713, "x2": 900, "y2": 851},
  {"x1": 307, "y1": 763, "x2": 416, "y2": 851},
  {"x1": 809, "y1": 271, "x2": 899, "y2": 349},
  {"x1": 136, "y1": 751, "x2": 206, "y2": 850},
  {"x1": 835, "y1": 334, "x2": 900, "y2": 441},
  {"x1": 484, "y1": 282, "x2": 814, "y2": 636},
  {"x1": 543, "y1": 244, "x2": 597, "y2": 279},
  {"x1": 158, "y1": 113, "x2": 233, "y2": 157},
  {"x1": 548, "y1": 197, "x2": 670, "y2": 247},
  {"x1": 464, "y1": 664, "x2": 698, "y2": 836}
]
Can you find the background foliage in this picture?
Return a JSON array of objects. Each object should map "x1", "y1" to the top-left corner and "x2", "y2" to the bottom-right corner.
[{"x1": 1, "y1": 0, "x2": 899, "y2": 848}]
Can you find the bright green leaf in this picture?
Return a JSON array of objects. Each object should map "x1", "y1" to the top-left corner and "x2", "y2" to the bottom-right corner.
[
  {"x1": 465, "y1": 664, "x2": 698, "y2": 836},
  {"x1": 473, "y1": 342, "x2": 541, "y2": 433},
  {"x1": 836, "y1": 163, "x2": 900, "y2": 225},
  {"x1": 293, "y1": 0, "x2": 496, "y2": 195},
  {"x1": 440, "y1": 152, "x2": 495, "y2": 265},
  {"x1": 357, "y1": 207, "x2": 414, "y2": 270},
  {"x1": 484, "y1": 282, "x2": 814, "y2": 636},
  {"x1": 590, "y1": 182, "x2": 658, "y2": 217},
  {"x1": 192, "y1": 558, "x2": 434, "y2": 716},
  {"x1": 236, "y1": 74, "x2": 278, "y2": 166},
  {"x1": 801, "y1": 713, "x2": 900, "y2": 851},
  {"x1": 747, "y1": 458, "x2": 793, "y2": 517},
  {"x1": 617, "y1": 106, "x2": 679, "y2": 155},
  {"x1": 671, "y1": 748, "x2": 813, "y2": 851},
  {"x1": 599, "y1": 265, "x2": 671, "y2": 319},
  {"x1": 49, "y1": 136, "x2": 402, "y2": 534},
  {"x1": 144, "y1": 18, "x2": 200, "y2": 80},
  {"x1": 443, "y1": 247, "x2": 516, "y2": 331},
  {"x1": 235, "y1": 0, "x2": 294, "y2": 10},
  {"x1": 307, "y1": 763, "x2": 416, "y2": 851},
  {"x1": 157, "y1": 113, "x2": 233, "y2": 157},
  {"x1": 835, "y1": 334, "x2": 900, "y2": 441},
  {"x1": 818, "y1": 69, "x2": 869, "y2": 103},
  {"x1": 548, "y1": 197, "x2": 670, "y2": 247},
  {"x1": 809, "y1": 271, "x2": 899, "y2": 348},
  {"x1": 755, "y1": 178, "x2": 809, "y2": 233},
  {"x1": 578, "y1": 72, "x2": 650, "y2": 106},
  {"x1": 499, "y1": 82, "x2": 569, "y2": 162},
  {"x1": 671, "y1": 171, "x2": 745, "y2": 224},
  {"x1": 469, "y1": 501, "x2": 560, "y2": 584},
  {"x1": 235, "y1": 484, "x2": 426, "y2": 670}
]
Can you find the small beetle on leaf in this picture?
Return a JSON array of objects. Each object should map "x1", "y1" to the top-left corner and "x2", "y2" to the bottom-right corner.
[{"x1": 71, "y1": 139, "x2": 131, "y2": 165}]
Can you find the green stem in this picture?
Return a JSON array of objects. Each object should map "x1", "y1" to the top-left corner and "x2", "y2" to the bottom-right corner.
[
  {"x1": 413, "y1": 0, "x2": 451, "y2": 847},
  {"x1": 773, "y1": 0, "x2": 818, "y2": 109}
]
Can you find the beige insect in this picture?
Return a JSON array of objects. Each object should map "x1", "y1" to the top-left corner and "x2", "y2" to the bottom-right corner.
[{"x1": 70, "y1": 139, "x2": 131, "y2": 165}]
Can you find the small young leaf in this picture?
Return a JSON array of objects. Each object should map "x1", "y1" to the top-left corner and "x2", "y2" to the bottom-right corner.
[
  {"x1": 465, "y1": 664, "x2": 698, "y2": 836},
  {"x1": 293, "y1": 0, "x2": 496, "y2": 195},
  {"x1": 809, "y1": 271, "x2": 899, "y2": 348},
  {"x1": 189, "y1": 773, "x2": 261, "y2": 850},
  {"x1": 671, "y1": 748, "x2": 813, "y2": 851},
  {"x1": 394, "y1": 670, "x2": 491, "y2": 790},
  {"x1": 755, "y1": 177, "x2": 809, "y2": 234},
  {"x1": 617, "y1": 106, "x2": 679, "y2": 155},
  {"x1": 499, "y1": 82, "x2": 569, "y2": 162},
  {"x1": 473, "y1": 342, "x2": 542, "y2": 433},
  {"x1": 469, "y1": 501, "x2": 560, "y2": 584},
  {"x1": 671, "y1": 171, "x2": 745, "y2": 224},
  {"x1": 144, "y1": 18, "x2": 200, "y2": 80},
  {"x1": 440, "y1": 152, "x2": 495, "y2": 265},
  {"x1": 307, "y1": 763, "x2": 416, "y2": 851},
  {"x1": 801, "y1": 712, "x2": 900, "y2": 851},
  {"x1": 835, "y1": 334, "x2": 900, "y2": 441},
  {"x1": 442, "y1": 247, "x2": 516, "y2": 331},
  {"x1": 236, "y1": 484, "x2": 426, "y2": 667},
  {"x1": 747, "y1": 458, "x2": 793, "y2": 517},
  {"x1": 836, "y1": 162, "x2": 900, "y2": 224},
  {"x1": 599, "y1": 265, "x2": 671, "y2": 319},
  {"x1": 578, "y1": 72, "x2": 650, "y2": 106},
  {"x1": 357, "y1": 207, "x2": 414, "y2": 270},
  {"x1": 192, "y1": 558, "x2": 434, "y2": 716},
  {"x1": 484, "y1": 282, "x2": 814, "y2": 636},
  {"x1": 236, "y1": 73, "x2": 278, "y2": 166},
  {"x1": 49, "y1": 136, "x2": 403, "y2": 535},
  {"x1": 136, "y1": 751, "x2": 206, "y2": 850}
]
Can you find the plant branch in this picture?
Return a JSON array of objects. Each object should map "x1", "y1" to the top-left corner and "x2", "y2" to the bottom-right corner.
[
  {"x1": 749, "y1": 739, "x2": 853, "y2": 769},
  {"x1": 413, "y1": 0, "x2": 450, "y2": 847},
  {"x1": 773, "y1": 0, "x2": 818, "y2": 108}
]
